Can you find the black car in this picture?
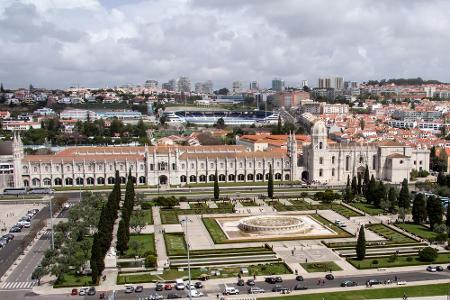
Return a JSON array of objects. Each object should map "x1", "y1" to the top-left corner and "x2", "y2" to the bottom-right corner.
[
  {"x1": 87, "y1": 287, "x2": 96, "y2": 296},
  {"x1": 272, "y1": 285, "x2": 289, "y2": 292},
  {"x1": 9, "y1": 227, "x2": 21, "y2": 233},
  {"x1": 447, "y1": 265, "x2": 450, "y2": 271},
  {"x1": 237, "y1": 279, "x2": 245, "y2": 286},
  {"x1": 155, "y1": 283, "x2": 164, "y2": 291},
  {"x1": 325, "y1": 274, "x2": 334, "y2": 280},
  {"x1": 247, "y1": 279, "x2": 255, "y2": 286},
  {"x1": 293, "y1": 284, "x2": 308, "y2": 290},
  {"x1": 2, "y1": 234, "x2": 14, "y2": 241},
  {"x1": 437, "y1": 266, "x2": 444, "y2": 272},
  {"x1": 265, "y1": 277, "x2": 277, "y2": 284},
  {"x1": 295, "y1": 275, "x2": 304, "y2": 281},
  {"x1": 135, "y1": 286, "x2": 144, "y2": 293},
  {"x1": 275, "y1": 276, "x2": 283, "y2": 283},
  {"x1": 341, "y1": 280, "x2": 357, "y2": 287},
  {"x1": 167, "y1": 293, "x2": 182, "y2": 299},
  {"x1": 194, "y1": 282, "x2": 203, "y2": 289}
]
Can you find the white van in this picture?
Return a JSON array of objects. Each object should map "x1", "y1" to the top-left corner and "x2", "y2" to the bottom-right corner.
[
  {"x1": 223, "y1": 285, "x2": 239, "y2": 295},
  {"x1": 175, "y1": 278, "x2": 185, "y2": 290}
]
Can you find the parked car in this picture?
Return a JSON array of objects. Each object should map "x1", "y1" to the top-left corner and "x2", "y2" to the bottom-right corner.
[
  {"x1": 248, "y1": 287, "x2": 265, "y2": 294},
  {"x1": 275, "y1": 276, "x2": 283, "y2": 283},
  {"x1": 437, "y1": 266, "x2": 444, "y2": 272},
  {"x1": 155, "y1": 283, "x2": 164, "y2": 291},
  {"x1": 194, "y1": 282, "x2": 203, "y2": 289},
  {"x1": 223, "y1": 285, "x2": 239, "y2": 295},
  {"x1": 164, "y1": 284, "x2": 172, "y2": 290},
  {"x1": 146, "y1": 294, "x2": 163, "y2": 300},
  {"x1": 78, "y1": 287, "x2": 89, "y2": 296},
  {"x1": 87, "y1": 287, "x2": 96, "y2": 296},
  {"x1": 427, "y1": 266, "x2": 437, "y2": 272},
  {"x1": 167, "y1": 293, "x2": 182, "y2": 299},
  {"x1": 293, "y1": 284, "x2": 308, "y2": 290},
  {"x1": 71, "y1": 288, "x2": 78, "y2": 295},
  {"x1": 272, "y1": 285, "x2": 289, "y2": 292},
  {"x1": 367, "y1": 279, "x2": 382, "y2": 285},
  {"x1": 187, "y1": 290, "x2": 204, "y2": 298},
  {"x1": 325, "y1": 274, "x2": 334, "y2": 280},
  {"x1": 135, "y1": 286, "x2": 144, "y2": 293},
  {"x1": 265, "y1": 277, "x2": 277, "y2": 284},
  {"x1": 0, "y1": 239, "x2": 7, "y2": 248},
  {"x1": 246, "y1": 279, "x2": 255, "y2": 286},
  {"x1": 125, "y1": 285, "x2": 134, "y2": 293},
  {"x1": 341, "y1": 280, "x2": 357, "y2": 287},
  {"x1": 237, "y1": 279, "x2": 245, "y2": 286},
  {"x1": 2, "y1": 234, "x2": 14, "y2": 241},
  {"x1": 9, "y1": 227, "x2": 21, "y2": 233},
  {"x1": 295, "y1": 275, "x2": 304, "y2": 281},
  {"x1": 397, "y1": 281, "x2": 407, "y2": 286}
]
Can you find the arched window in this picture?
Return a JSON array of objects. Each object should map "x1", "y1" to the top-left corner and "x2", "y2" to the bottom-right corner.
[
  {"x1": 32, "y1": 178, "x2": 40, "y2": 186},
  {"x1": 218, "y1": 174, "x2": 226, "y2": 182},
  {"x1": 284, "y1": 174, "x2": 290, "y2": 181},
  {"x1": 43, "y1": 178, "x2": 51, "y2": 186},
  {"x1": 265, "y1": 173, "x2": 270, "y2": 180},
  {"x1": 65, "y1": 178, "x2": 73, "y2": 185},
  {"x1": 107, "y1": 177, "x2": 115, "y2": 184},
  {"x1": 238, "y1": 174, "x2": 245, "y2": 181},
  {"x1": 319, "y1": 169, "x2": 323, "y2": 177},
  {"x1": 139, "y1": 176, "x2": 146, "y2": 184},
  {"x1": 76, "y1": 177, "x2": 84, "y2": 185},
  {"x1": 247, "y1": 174, "x2": 254, "y2": 180},
  {"x1": 332, "y1": 168, "x2": 335, "y2": 176},
  {"x1": 86, "y1": 177, "x2": 94, "y2": 185},
  {"x1": 209, "y1": 174, "x2": 215, "y2": 181},
  {"x1": 131, "y1": 176, "x2": 137, "y2": 183},
  {"x1": 23, "y1": 179, "x2": 29, "y2": 187},
  {"x1": 228, "y1": 174, "x2": 235, "y2": 181},
  {"x1": 256, "y1": 173, "x2": 263, "y2": 180},
  {"x1": 120, "y1": 177, "x2": 126, "y2": 184},
  {"x1": 319, "y1": 157, "x2": 323, "y2": 164},
  {"x1": 199, "y1": 175, "x2": 206, "y2": 182},
  {"x1": 332, "y1": 156, "x2": 335, "y2": 164},
  {"x1": 54, "y1": 178, "x2": 62, "y2": 186},
  {"x1": 180, "y1": 175, "x2": 187, "y2": 183},
  {"x1": 345, "y1": 156, "x2": 350, "y2": 171},
  {"x1": 97, "y1": 177, "x2": 105, "y2": 185},
  {"x1": 189, "y1": 175, "x2": 197, "y2": 183},
  {"x1": 359, "y1": 156, "x2": 364, "y2": 164},
  {"x1": 275, "y1": 173, "x2": 282, "y2": 180}
]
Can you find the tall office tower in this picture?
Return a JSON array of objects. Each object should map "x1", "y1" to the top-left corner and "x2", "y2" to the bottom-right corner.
[
  {"x1": 194, "y1": 82, "x2": 203, "y2": 94},
  {"x1": 194, "y1": 80, "x2": 214, "y2": 94},
  {"x1": 250, "y1": 81, "x2": 259, "y2": 91},
  {"x1": 144, "y1": 80, "x2": 158, "y2": 89},
  {"x1": 165, "y1": 79, "x2": 177, "y2": 91},
  {"x1": 232, "y1": 81, "x2": 243, "y2": 93},
  {"x1": 177, "y1": 77, "x2": 191, "y2": 93},
  {"x1": 272, "y1": 78, "x2": 285, "y2": 91},
  {"x1": 301, "y1": 80, "x2": 309, "y2": 88},
  {"x1": 318, "y1": 77, "x2": 344, "y2": 90}
]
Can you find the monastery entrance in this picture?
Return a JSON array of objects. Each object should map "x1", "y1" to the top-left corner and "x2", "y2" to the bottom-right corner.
[{"x1": 159, "y1": 175, "x2": 168, "y2": 185}]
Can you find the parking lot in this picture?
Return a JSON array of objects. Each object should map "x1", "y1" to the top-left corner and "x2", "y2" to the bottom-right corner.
[{"x1": 0, "y1": 203, "x2": 45, "y2": 234}]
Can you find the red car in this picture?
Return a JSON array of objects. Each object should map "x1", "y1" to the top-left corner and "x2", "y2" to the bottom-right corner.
[
  {"x1": 164, "y1": 284, "x2": 173, "y2": 290},
  {"x1": 71, "y1": 288, "x2": 78, "y2": 295}
]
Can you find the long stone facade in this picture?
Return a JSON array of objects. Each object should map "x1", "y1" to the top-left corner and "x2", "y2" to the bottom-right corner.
[{"x1": 4, "y1": 123, "x2": 430, "y2": 189}]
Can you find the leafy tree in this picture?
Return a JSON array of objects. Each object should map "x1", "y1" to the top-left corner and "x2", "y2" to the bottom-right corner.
[
  {"x1": 130, "y1": 210, "x2": 146, "y2": 234},
  {"x1": 213, "y1": 169, "x2": 219, "y2": 200},
  {"x1": 398, "y1": 179, "x2": 410, "y2": 210},
  {"x1": 145, "y1": 255, "x2": 157, "y2": 268},
  {"x1": 155, "y1": 196, "x2": 179, "y2": 208},
  {"x1": 398, "y1": 207, "x2": 406, "y2": 223},
  {"x1": 418, "y1": 247, "x2": 438, "y2": 262},
  {"x1": 215, "y1": 118, "x2": 226, "y2": 129},
  {"x1": 437, "y1": 172, "x2": 446, "y2": 186},
  {"x1": 268, "y1": 165, "x2": 274, "y2": 199},
  {"x1": 412, "y1": 193, "x2": 427, "y2": 224},
  {"x1": 356, "y1": 226, "x2": 366, "y2": 260},
  {"x1": 32, "y1": 266, "x2": 46, "y2": 286},
  {"x1": 128, "y1": 239, "x2": 143, "y2": 257},
  {"x1": 427, "y1": 196, "x2": 444, "y2": 230}
]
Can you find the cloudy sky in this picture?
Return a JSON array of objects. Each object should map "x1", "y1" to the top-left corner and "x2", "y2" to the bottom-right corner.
[{"x1": 1, "y1": 0, "x2": 449, "y2": 89}]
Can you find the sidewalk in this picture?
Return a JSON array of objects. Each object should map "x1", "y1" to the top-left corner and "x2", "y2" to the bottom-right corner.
[{"x1": 152, "y1": 206, "x2": 168, "y2": 269}]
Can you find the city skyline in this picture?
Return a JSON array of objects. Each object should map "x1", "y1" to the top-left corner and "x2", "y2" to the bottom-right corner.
[{"x1": 1, "y1": 0, "x2": 450, "y2": 88}]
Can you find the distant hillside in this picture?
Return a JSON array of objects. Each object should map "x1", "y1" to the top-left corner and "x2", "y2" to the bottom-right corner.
[{"x1": 366, "y1": 77, "x2": 444, "y2": 86}]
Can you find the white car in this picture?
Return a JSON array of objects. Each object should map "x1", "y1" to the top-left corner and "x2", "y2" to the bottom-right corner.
[
  {"x1": 427, "y1": 266, "x2": 437, "y2": 272},
  {"x1": 17, "y1": 220, "x2": 31, "y2": 227},
  {"x1": 124, "y1": 285, "x2": 134, "y2": 293},
  {"x1": 78, "y1": 287, "x2": 89, "y2": 296},
  {"x1": 397, "y1": 281, "x2": 407, "y2": 286},
  {"x1": 188, "y1": 290, "x2": 204, "y2": 298}
]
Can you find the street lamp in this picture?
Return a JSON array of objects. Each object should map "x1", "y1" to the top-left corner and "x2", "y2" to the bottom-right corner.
[{"x1": 181, "y1": 217, "x2": 192, "y2": 300}]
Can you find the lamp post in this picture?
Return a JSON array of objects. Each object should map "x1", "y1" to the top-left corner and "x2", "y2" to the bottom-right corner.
[{"x1": 181, "y1": 217, "x2": 192, "y2": 300}]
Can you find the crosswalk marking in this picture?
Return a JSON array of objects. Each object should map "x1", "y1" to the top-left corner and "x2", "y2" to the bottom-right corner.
[{"x1": 0, "y1": 281, "x2": 36, "y2": 290}]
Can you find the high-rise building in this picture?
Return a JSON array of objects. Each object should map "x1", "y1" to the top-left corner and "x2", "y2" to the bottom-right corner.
[
  {"x1": 250, "y1": 81, "x2": 259, "y2": 91},
  {"x1": 194, "y1": 80, "x2": 213, "y2": 94},
  {"x1": 318, "y1": 77, "x2": 344, "y2": 90},
  {"x1": 177, "y1": 77, "x2": 191, "y2": 93},
  {"x1": 232, "y1": 81, "x2": 243, "y2": 93},
  {"x1": 272, "y1": 78, "x2": 285, "y2": 91},
  {"x1": 301, "y1": 80, "x2": 309, "y2": 88},
  {"x1": 144, "y1": 80, "x2": 158, "y2": 89}
]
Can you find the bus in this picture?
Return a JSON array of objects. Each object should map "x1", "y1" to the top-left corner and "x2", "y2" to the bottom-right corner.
[
  {"x1": 28, "y1": 188, "x2": 54, "y2": 195},
  {"x1": 3, "y1": 188, "x2": 28, "y2": 195}
]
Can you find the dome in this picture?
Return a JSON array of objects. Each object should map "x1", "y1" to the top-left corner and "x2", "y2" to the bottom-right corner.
[{"x1": 312, "y1": 120, "x2": 327, "y2": 136}]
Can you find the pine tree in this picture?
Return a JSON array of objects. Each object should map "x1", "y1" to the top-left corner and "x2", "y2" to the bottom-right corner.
[
  {"x1": 412, "y1": 193, "x2": 427, "y2": 224},
  {"x1": 268, "y1": 165, "x2": 274, "y2": 199},
  {"x1": 351, "y1": 176, "x2": 358, "y2": 195},
  {"x1": 213, "y1": 169, "x2": 219, "y2": 200},
  {"x1": 363, "y1": 165, "x2": 370, "y2": 196},
  {"x1": 356, "y1": 225, "x2": 366, "y2": 260},
  {"x1": 398, "y1": 179, "x2": 410, "y2": 210},
  {"x1": 427, "y1": 196, "x2": 443, "y2": 230}
]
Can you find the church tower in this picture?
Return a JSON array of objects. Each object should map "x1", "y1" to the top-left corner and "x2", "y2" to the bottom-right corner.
[
  {"x1": 12, "y1": 132, "x2": 24, "y2": 188},
  {"x1": 287, "y1": 132, "x2": 298, "y2": 180},
  {"x1": 309, "y1": 120, "x2": 328, "y2": 181}
]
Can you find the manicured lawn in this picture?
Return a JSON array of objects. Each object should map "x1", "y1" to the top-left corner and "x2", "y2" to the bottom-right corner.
[
  {"x1": 164, "y1": 233, "x2": 187, "y2": 256},
  {"x1": 240, "y1": 200, "x2": 257, "y2": 207},
  {"x1": 248, "y1": 263, "x2": 291, "y2": 275},
  {"x1": 122, "y1": 234, "x2": 155, "y2": 258},
  {"x1": 352, "y1": 202, "x2": 385, "y2": 215},
  {"x1": 216, "y1": 201, "x2": 233, "y2": 209},
  {"x1": 202, "y1": 217, "x2": 228, "y2": 243},
  {"x1": 160, "y1": 207, "x2": 234, "y2": 224},
  {"x1": 54, "y1": 272, "x2": 93, "y2": 288},
  {"x1": 331, "y1": 204, "x2": 362, "y2": 218},
  {"x1": 265, "y1": 282, "x2": 450, "y2": 300},
  {"x1": 117, "y1": 273, "x2": 153, "y2": 284},
  {"x1": 189, "y1": 202, "x2": 209, "y2": 209},
  {"x1": 131, "y1": 209, "x2": 153, "y2": 225},
  {"x1": 300, "y1": 261, "x2": 342, "y2": 272},
  {"x1": 311, "y1": 214, "x2": 352, "y2": 237},
  {"x1": 349, "y1": 252, "x2": 450, "y2": 269},
  {"x1": 160, "y1": 209, "x2": 179, "y2": 224},
  {"x1": 396, "y1": 223, "x2": 437, "y2": 241},
  {"x1": 367, "y1": 224, "x2": 416, "y2": 244}
]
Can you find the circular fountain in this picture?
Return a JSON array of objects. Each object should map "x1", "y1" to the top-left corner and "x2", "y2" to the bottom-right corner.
[{"x1": 238, "y1": 215, "x2": 313, "y2": 234}]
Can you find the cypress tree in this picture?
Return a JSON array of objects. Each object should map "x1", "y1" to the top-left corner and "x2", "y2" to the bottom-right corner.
[
  {"x1": 388, "y1": 187, "x2": 398, "y2": 212},
  {"x1": 412, "y1": 193, "x2": 427, "y2": 224},
  {"x1": 437, "y1": 172, "x2": 446, "y2": 186},
  {"x1": 116, "y1": 219, "x2": 128, "y2": 254},
  {"x1": 90, "y1": 233, "x2": 100, "y2": 283},
  {"x1": 427, "y1": 196, "x2": 443, "y2": 230},
  {"x1": 351, "y1": 176, "x2": 358, "y2": 195},
  {"x1": 446, "y1": 203, "x2": 450, "y2": 230},
  {"x1": 356, "y1": 225, "x2": 366, "y2": 260},
  {"x1": 213, "y1": 169, "x2": 219, "y2": 200},
  {"x1": 346, "y1": 175, "x2": 350, "y2": 188},
  {"x1": 366, "y1": 175, "x2": 377, "y2": 204},
  {"x1": 363, "y1": 165, "x2": 370, "y2": 196},
  {"x1": 398, "y1": 179, "x2": 410, "y2": 210},
  {"x1": 357, "y1": 174, "x2": 362, "y2": 195},
  {"x1": 268, "y1": 164, "x2": 274, "y2": 199}
]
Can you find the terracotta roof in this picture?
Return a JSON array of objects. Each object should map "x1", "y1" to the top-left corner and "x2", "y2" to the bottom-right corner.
[
  {"x1": 386, "y1": 153, "x2": 410, "y2": 159},
  {"x1": 179, "y1": 149, "x2": 287, "y2": 160}
]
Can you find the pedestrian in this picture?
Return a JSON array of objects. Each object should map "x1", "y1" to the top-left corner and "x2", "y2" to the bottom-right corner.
[
  {"x1": 253, "y1": 274, "x2": 256, "y2": 280},
  {"x1": 306, "y1": 258, "x2": 308, "y2": 263},
  {"x1": 216, "y1": 293, "x2": 219, "y2": 299},
  {"x1": 395, "y1": 275, "x2": 397, "y2": 282},
  {"x1": 322, "y1": 279, "x2": 325, "y2": 285}
]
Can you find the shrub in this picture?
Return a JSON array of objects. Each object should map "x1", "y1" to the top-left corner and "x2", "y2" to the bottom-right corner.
[
  {"x1": 141, "y1": 202, "x2": 153, "y2": 210},
  {"x1": 144, "y1": 255, "x2": 157, "y2": 268},
  {"x1": 387, "y1": 254, "x2": 398, "y2": 262},
  {"x1": 419, "y1": 247, "x2": 438, "y2": 262},
  {"x1": 406, "y1": 256, "x2": 413, "y2": 262},
  {"x1": 371, "y1": 259, "x2": 379, "y2": 266}
]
